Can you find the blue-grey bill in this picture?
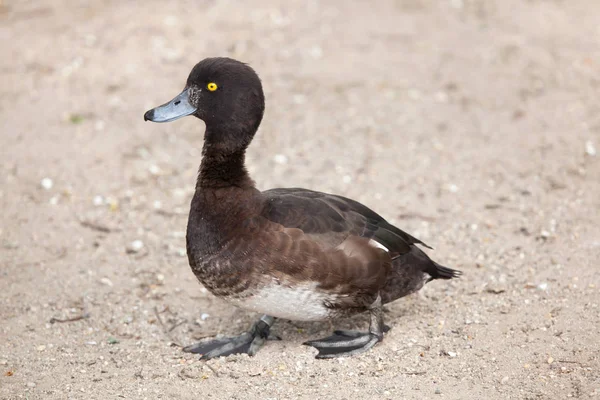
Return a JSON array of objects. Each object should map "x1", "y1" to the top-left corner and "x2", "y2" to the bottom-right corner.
[{"x1": 144, "y1": 89, "x2": 197, "y2": 123}]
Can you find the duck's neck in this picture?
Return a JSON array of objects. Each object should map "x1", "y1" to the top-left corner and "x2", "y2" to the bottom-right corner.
[{"x1": 197, "y1": 128, "x2": 255, "y2": 189}]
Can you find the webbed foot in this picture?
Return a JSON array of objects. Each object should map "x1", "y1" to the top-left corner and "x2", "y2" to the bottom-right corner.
[
  {"x1": 304, "y1": 294, "x2": 387, "y2": 359},
  {"x1": 303, "y1": 330, "x2": 382, "y2": 359},
  {"x1": 183, "y1": 315, "x2": 277, "y2": 359}
]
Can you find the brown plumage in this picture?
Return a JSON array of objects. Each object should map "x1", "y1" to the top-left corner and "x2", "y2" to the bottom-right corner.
[{"x1": 144, "y1": 57, "x2": 461, "y2": 359}]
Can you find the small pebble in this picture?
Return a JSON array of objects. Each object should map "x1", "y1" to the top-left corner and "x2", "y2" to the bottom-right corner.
[
  {"x1": 585, "y1": 140, "x2": 596, "y2": 156},
  {"x1": 40, "y1": 178, "x2": 53, "y2": 190},
  {"x1": 100, "y1": 277, "x2": 113, "y2": 287},
  {"x1": 447, "y1": 351, "x2": 457, "y2": 358},
  {"x1": 273, "y1": 154, "x2": 288, "y2": 164},
  {"x1": 148, "y1": 164, "x2": 161, "y2": 175},
  {"x1": 93, "y1": 195, "x2": 105, "y2": 206},
  {"x1": 547, "y1": 356, "x2": 554, "y2": 364},
  {"x1": 501, "y1": 376, "x2": 509, "y2": 384},
  {"x1": 538, "y1": 282, "x2": 548, "y2": 290},
  {"x1": 36, "y1": 345, "x2": 46, "y2": 352},
  {"x1": 200, "y1": 313, "x2": 210, "y2": 321},
  {"x1": 26, "y1": 382, "x2": 36, "y2": 388},
  {"x1": 435, "y1": 388, "x2": 442, "y2": 395},
  {"x1": 126, "y1": 240, "x2": 144, "y2": 254}
]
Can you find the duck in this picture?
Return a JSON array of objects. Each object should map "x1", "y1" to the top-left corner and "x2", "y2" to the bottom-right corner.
[{"x1": 144, "y1": 57, "x2": 461, "y2": 359}]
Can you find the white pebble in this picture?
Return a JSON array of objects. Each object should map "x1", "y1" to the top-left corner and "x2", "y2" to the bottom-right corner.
[
  {"x1": 309, "y1": 46, "x2": 323, "y2": 59},
  {"x1": 447, "y1": 351, "x2": 457, "y2": 358},
  {"x1": 100, "y1": 277, "x2": 113, "y2": 287},
  {"x1": 538, "y1": 282, "x2": 548, "y2": 290},
  {"x1": 200, "y1": 313, "x2": 210, "y2": 321},
  {"x1": 448, "y1": 183, "x2": 459, "y2": 193},
  {"x1": 40, "y1": 178, "x2": 53, "y2": 190},
  {"x1": 342, "y1": 175, "x2": 352, "y2": 184},
  {"x1": 148, "y1": 164, "x2": 161, "y2": 175},
  {"x1": 273, "y1": 154, "x2": 288, "y2": 164},
  {"x1": 585, "y1": 140, "x2": 596, "y2": 156},
  {"x1": 93, "y1": 195, "x2": 105, "y2": 206},
  {"x1": 127, "y1": 240, "x2": 144, "y2": 253}
]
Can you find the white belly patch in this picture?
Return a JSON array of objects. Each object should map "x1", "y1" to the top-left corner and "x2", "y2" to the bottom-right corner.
[{"x1": 227, "y1": 282, "x2": 334, "y2": 321}]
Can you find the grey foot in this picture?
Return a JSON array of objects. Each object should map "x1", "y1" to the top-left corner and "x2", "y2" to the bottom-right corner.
[
  {"x1": 303, "y1": 330, "x2": 382, "y2": 359},
  {"x1": 183, "y1": 315, "x2": 277, "y2": 359},
  {"x1": 304, "y1": 294, "x2": 387, "y2": 359}
]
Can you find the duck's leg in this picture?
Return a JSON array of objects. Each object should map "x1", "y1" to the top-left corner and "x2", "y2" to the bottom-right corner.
[
  {"x1": 183, "y1": 315, "x2": 278, "y2": 359},
  {"x1": 304, "y1": 295, "x2": 385, "y2": 359}
]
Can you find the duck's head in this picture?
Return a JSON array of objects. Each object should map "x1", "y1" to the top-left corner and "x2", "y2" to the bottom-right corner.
[{"x1": 144, "y1": 57, "x2": 265, "y2": 151}]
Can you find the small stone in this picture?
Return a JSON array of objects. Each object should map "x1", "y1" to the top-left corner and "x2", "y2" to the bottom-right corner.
[
  {"x1": 309, "y1": 46, "x2": 323, "y2": 59},
  {"x1": 447, "y1": 183, "x2": 459, "y2": 193},
  {"x1": 0, "y1": 359, "x2": 7, "y2": 365},
  {"x1": 501, "y1": 376, "x2": 509, "y2": 384},
  {"x1": 248, "y1": 369, "x2": 262, "y2": 376},
  {"x1": 93, "y1": 195, "x2": 105, "y2": 206},
  {"x1": 547, "y1": 356, "x2": 554, "y2": 364},
  {"x1": 200, "y1": 313, "x2": 210, "y2": 321},
  {"x1": 40, "y1": 178, "x2": 53, "y2": 190},
  {"x1": 26, "y1": 382, "x2": 36, "y2": 388},
  {"x1": 36, "y1": 345, "x2": 46, "y2": 352},
  {"x1": 447, "y1": 351, "x2": 457, "y2": 358},
  {"x1": 107, "y1": 337, "x2": 119, "y2": 345},
  {"x1": 435, "y1": 388, "x2": 442, "y2": 395},
  {"x1": 538, "y1": 282, "x2": 548, "y2": 290},
  {"x1": 148, "y1": 164, "x2": 161, "y2": 175},
  {"x1": 273, "y1": 154, "x2": 288, "y2": 164},
  {"x1": 585, "y1": 140, "x2": 596, "y2": 156},
  {"x1": 100, "y1": 277, "x2": 113, "y2": 287},
  {"x1": 126, "y1": 240, "x2": 144, "y2": 254}
]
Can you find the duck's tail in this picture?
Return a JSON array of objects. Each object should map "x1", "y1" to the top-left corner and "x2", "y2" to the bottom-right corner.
[{"x1": 426, "y1": 260, "x2": 462, "y2": 282}]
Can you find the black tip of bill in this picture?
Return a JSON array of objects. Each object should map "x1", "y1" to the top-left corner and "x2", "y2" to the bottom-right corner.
[{"x1": 144, "y1": 88, "x2": 197, "y2": 123}]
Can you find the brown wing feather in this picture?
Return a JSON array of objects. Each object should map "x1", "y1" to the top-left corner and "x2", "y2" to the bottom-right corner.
[{"x1": 218, "y1": 216, "x2": 391, "y2": 309}]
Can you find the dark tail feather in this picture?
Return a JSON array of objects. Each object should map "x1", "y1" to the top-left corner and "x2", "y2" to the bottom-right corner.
[{"x1": 427, "y1": 261, "x2": 462, "y2": 282}]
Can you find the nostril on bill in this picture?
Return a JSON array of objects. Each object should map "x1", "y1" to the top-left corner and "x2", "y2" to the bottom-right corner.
[{"x1": 174, "y1": 100, "x2": 181, "y2": 105}]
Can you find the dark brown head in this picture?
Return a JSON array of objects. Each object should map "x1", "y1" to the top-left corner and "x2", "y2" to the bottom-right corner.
[{"x1": 144, "y1": 57, "x2": 265, "y2": 153}]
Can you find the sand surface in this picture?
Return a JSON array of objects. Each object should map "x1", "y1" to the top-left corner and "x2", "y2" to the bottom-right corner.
[{"x1": 1, "y1": 1, "x2": 599, "y2": 399}]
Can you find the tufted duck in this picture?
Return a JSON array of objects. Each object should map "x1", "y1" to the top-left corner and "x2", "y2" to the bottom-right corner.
[{"x1": 144, "y1": 58, "x2": 461, "y2": 359}]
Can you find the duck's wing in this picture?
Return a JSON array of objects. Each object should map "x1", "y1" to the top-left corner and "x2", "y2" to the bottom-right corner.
[{"x1": 261, "y1": 188, "x2": 430, "y2": 259}]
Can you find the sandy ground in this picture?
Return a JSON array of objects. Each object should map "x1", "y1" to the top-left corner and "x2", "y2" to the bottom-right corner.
[{"x1": 1, "y1": 0, "x2": 599, "y2": 399}]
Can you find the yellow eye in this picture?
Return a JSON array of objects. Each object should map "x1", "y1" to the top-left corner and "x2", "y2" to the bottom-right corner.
[{"x1": 207, "y1": 82, "x2": 218, "y2": 92}]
